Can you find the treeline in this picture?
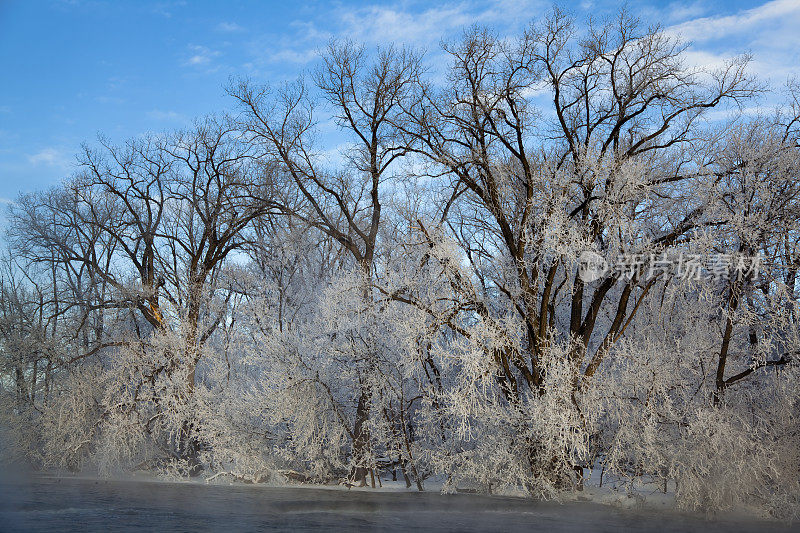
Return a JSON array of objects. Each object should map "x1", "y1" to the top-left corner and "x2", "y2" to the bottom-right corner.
[{"x1": 1, "y1": 8, "x2": 799, "y2": 518}]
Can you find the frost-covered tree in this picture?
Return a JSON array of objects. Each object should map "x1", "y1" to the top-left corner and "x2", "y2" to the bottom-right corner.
[
  {"x1": 6, "y1": 116, "x2": 280, "y2": 473},
  {"x1": 387, "y1": 8, "x2": 758, "y2": 491},
  {"x1": 2, "y1": 6, "x2": 799, "y2": 521},
  {"x1": 231, "y1": 40, "x2": 423, "y2": 485}
]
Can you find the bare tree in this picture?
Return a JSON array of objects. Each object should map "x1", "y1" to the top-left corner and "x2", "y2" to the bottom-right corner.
[
  {"x1": 231, "y1": 40, "x2": 422, "y2": 485},
  {"x1": 400, "y1": 10, "x2": 755, "y2": 394},
  {"x1": 381, "y1": 10, "x2": 758, "y2": 488},
  {"x1": 8, "y1": 117, "x2": 279, "y2": 471},
  {"x1": 706, "y1": 109, "x2": 800, "y2": 401}
]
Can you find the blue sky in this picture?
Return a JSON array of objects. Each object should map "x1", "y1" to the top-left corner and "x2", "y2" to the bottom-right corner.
[{"x1": 1, "y1": 0, "x2": 799, "y2": 215}]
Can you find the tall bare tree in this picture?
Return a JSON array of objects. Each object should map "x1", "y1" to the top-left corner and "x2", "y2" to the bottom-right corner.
[
  {"x1": 8, "y1": 117, "x2": 279, "y2": 470},
  {"x1": 399, "y1": 10, "x2": 755, "y2": 396},
  {"x1": 231, "y1": 40, "x2": 422, "y2": 484}
]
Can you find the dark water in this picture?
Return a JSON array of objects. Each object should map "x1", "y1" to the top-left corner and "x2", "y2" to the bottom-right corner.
[{"x1": 0, "y1": 476, "x2": 790, "y2": 532}]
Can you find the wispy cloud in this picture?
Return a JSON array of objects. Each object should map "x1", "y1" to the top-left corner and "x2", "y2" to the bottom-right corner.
[
  {"x1": 146, "y1": 109, "x2": 185, "y2": 122},
  {"x1": 27, "y1": 148, "x2": 72, "y2": 169},
  {"x1": 680, "y1": 49, "x2": 732, "y2": 72},
  {"x1": 106, "y1": 75, "x2": 129, "y2": 91},
  {"x1": 670, "y1": 0, "x2": 800, "y2": 42},
  {"x1": 244, "y1": 19, "x2": 330, "y2": 71},
  {"x1": 265, "y1": 48, "x2": 319, "y2": 65},
  {"x1": 152, "y1": 0, "x2": 186, "y2": 18},
  {"x1": 664, "y1": 1, "x2": 709, "y2": 23},
  {"x1": 185, "y1": 44, "x2": 221, "y2": 66},
  {"x1": 244, "y1": 0, "x2": 542, "y2": 74},
  {"x1": 216, "y1": 21, "x2": 245, "y2": 33},
  {"x1": 334, "y1": 1, "x2": 533, "y2": 46},
  {"x1": 337, "y1": 4, "x2": 475, "y2": 45},
  {"x1": 667, "y1": 0, "x2": 800, "y2": 83}
]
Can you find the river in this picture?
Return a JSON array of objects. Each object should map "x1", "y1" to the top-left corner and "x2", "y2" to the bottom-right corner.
[{"x1": 0, "y1": 475, "x2": 790, "y2": 532}]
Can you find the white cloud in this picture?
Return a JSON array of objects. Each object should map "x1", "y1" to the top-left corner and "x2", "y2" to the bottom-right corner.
[
  {"x1": 244, "y1": 0, "x2": 543, "y2": 74},
  {"x1": 216, "y1": 21, "x2": 245, "y2": 33},
  {"x1": 265, "y1": 48, "x2": 319, "y2": 65},
  {"x1": 242, "y1": 20, "x2": 331, "y2": 72},
  {"x1": 107, "y1": 75, "x2": 128, "y2": 90},
  {"x1": 680, "y1": 49, "x2": 732, "y2": 71},
  {"x1": 146, "y1": 109, "x2": 185, "y2": 122},
  {"x1": 152, "y1": 0, "x2": 186, "y2": 18},
  {"x1": 672, "y1": 2, "x2": 708, "y2": 21},
  {"x1": 669, "y1": 0, "x2": 800, "y2": 42},
  {"x1": 288, "y1": 20, "x2": 331, "y2": 43},
  {"x1": 337, "y1": 4, "x2": 477, "y2": 45},
  {"x1": 185, "y1": 45, "x2": 221, "y2": 66},
  {"x1": 333, "y1": 0, "x2": 542, "y2": 47},
  {"x1": 27, "y1": 148, "x2": 72, "y2": 169},
  {"x1": 666, "y1": 0, "x2": 800, "y2": 84},
  {"x1": 701, "y1": 104, "x2": 771, "y2": 123}
]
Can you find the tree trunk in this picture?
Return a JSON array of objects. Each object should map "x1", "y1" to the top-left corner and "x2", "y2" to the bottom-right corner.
[{"x1": 349, "y1": 385, "x2": 371, "y2": 486}]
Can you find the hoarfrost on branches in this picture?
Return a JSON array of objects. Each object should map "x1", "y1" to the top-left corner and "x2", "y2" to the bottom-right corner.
[{"x1": 1, "y1": 7, "x2": 799, "y2": 521}]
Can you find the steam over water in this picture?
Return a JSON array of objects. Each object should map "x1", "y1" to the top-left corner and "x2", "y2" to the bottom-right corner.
[{"x1": 0, "y1": 476, "x2": 789, "y2": 532}]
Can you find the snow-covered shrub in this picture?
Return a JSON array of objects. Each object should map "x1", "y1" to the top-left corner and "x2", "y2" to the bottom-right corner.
[
  {"x1": 40, "y1": 364, "x2": 110, "y2": 472},
  {"x1": 191, "y1": 366, "x2": 278, "y2": 484},
  {"x1": 238, "y1": 265, "x2": 435, "y2": 484},
  {"x1": 422, "y1": 327, "x2": 597, "y2": 498},
  {"x1": 0, "y1": 390, "x2": 40, "y2": 467},
  {"x1": 598, "y1": 316, "x2": 800, "y2": 519}
]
